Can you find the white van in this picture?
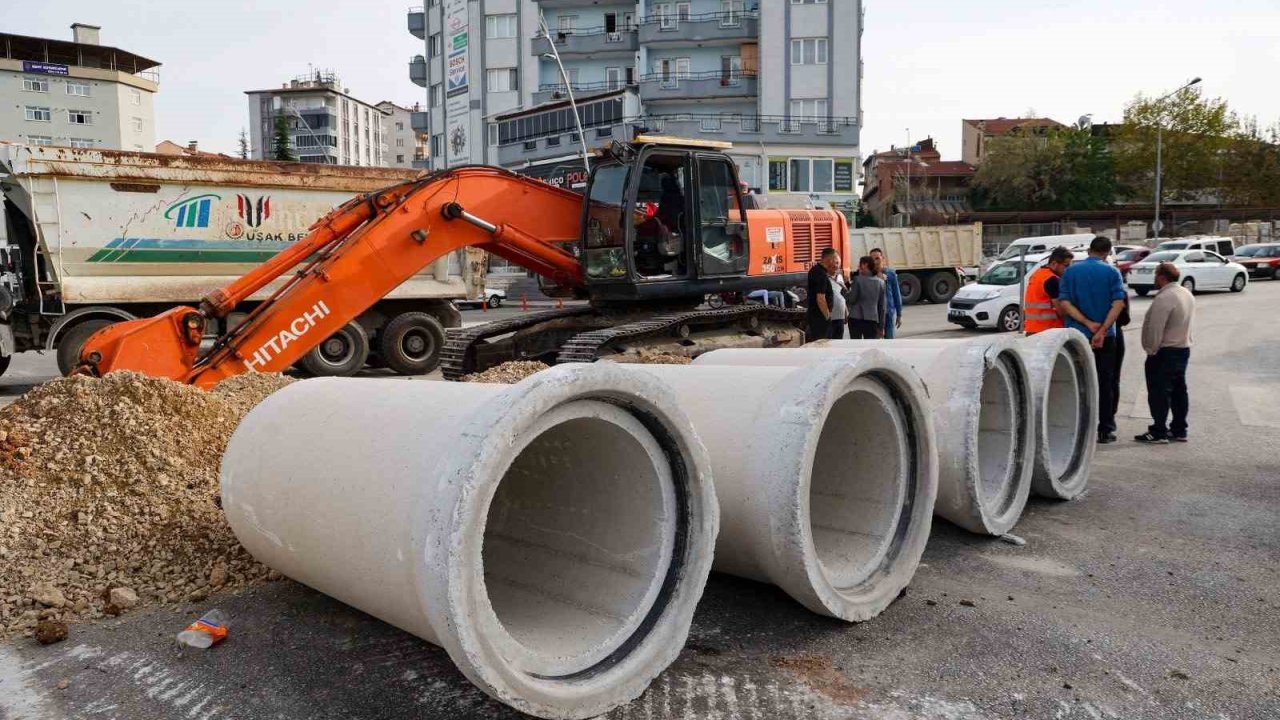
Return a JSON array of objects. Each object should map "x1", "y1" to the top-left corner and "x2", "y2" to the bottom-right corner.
[
  {"x1": 1154, "y1": 236, "x2": 1236, "y2": 258},
  {"x1": 994, "y1": 234, "x2": 1094, "y2": 262}
]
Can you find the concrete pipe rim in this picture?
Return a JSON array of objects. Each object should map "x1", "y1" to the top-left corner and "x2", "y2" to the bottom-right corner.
[
  {"x1": 415, "y1": 363, "x2": 717, "y2": 719},
  {"x1": 767, "y1": 353, "x2": 938, "y2": 622},
  {"x1": 970, "y1": 347, "x2": 1034, "y2": 534},
  {"x1": 1026, "y1": 330, "x2": 1098, "y2": 500}
]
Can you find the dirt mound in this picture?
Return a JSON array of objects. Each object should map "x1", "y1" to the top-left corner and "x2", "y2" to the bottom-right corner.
[
  {"x1": 461, "y1": 361, "x2": 548, "y2": 384},
  {"x1": 0, "y1": 371, "x2": 293, "y2": 638},
  {"x1": 613, "y1": 353, "x2": 693, "y2": 365}
]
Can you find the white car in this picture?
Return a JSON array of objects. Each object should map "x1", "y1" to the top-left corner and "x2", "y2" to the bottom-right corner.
[
  {"x1": 1154, "y1": 236, "x2": 1236, "y2": 257},
  {"x1": 1128, "y1": 249, "x2": 1248, "y2": 296},
  {"x1": 456, "y1": 288, "x2": 506, "y2": 309},
  {"x1": 947, "y1": 251, "x2": 1091, "y2": 332}
]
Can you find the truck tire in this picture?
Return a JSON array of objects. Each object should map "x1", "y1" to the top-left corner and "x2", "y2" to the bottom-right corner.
[
  {"x1": 898, "y1": 272, "x2": 923, "y2": 305},
  {"x1": 925, "y1": 271, "x2": 960, "y2": 304},
  {"x1": 379, "y1": 312, "x2": 445, "y2": 376},
  {"x1": 56, "y1": 319, "x2": 114, "y2": 376},
  {"x1": 299, "y1": 322, "x2": 370, "y2": 377}
]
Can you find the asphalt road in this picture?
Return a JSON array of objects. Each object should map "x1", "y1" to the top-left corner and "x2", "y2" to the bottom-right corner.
[{"x1": 2, "y1": 284, "x2": 1279, "y2": 719}]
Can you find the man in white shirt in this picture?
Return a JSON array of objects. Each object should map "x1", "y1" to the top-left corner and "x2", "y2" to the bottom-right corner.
[{"x1": 1135, "y1": 262, "x2": 1195, "y2": 444}]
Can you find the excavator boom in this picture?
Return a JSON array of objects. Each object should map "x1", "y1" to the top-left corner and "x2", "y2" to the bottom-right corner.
[{"x1": 79, "y1": 167, "x2": 589, "y2": 388}]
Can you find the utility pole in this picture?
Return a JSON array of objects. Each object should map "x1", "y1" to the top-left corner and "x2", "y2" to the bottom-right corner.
[{"x1": 1153, "y1": 77, "x2": 1202, "y2": 239}]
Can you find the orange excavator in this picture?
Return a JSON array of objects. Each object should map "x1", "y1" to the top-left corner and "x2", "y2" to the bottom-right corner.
[{"x1": 78, "y1": 137, "x2": 849, "y2": 388}]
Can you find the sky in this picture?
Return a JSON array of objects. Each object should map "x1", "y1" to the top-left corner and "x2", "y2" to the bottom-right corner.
[{"x1": 11, "y1": 1, "x2": 1280, "y2": 163}]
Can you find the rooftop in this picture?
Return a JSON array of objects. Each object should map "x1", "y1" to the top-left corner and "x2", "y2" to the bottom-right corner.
[
  {"x1": 0, "y1": 26, "x2": 160, "y2": 74},
  {"x1": 963, "y1": 117, "x2": 1065, "y2": 135}
]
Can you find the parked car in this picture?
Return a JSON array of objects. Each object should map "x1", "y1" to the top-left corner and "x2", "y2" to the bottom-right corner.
[
  {"x1": 947, "y1": 251, "x2": 1089, "y2": 332},
  {"x1": 1115, "y1": 247, "x2": 1154, "y2": 277},
  {"x1": 1154, "y1": 236, "x2": 1237, "y2": 257},
  {"x1": 456, "y1": 288, "x2": 506, "y2": 309},
  {"x1": 1128, "y1": 250, "x2": 1248, "y2": 295},
  {"x1": 1232, "y1": 243, "x2": 1280, "y2": 280},
  {"x1": 994, "y1": 234, "x2": 1093, "y2": 262}
]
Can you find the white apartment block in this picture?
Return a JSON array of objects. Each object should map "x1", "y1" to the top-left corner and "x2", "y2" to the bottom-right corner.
[
  {"x1": 408, "y1": 0, "x2": 863, "y2": 205},
  {"x1": 246, "y1": 71, "x2": 385, "y2": 166},
  {"x1": 0, "y1": 24, "x2": 158, "y2": 151},
  {"x1": 377, "y1": 100, "x2": 428, "y2": 169}
]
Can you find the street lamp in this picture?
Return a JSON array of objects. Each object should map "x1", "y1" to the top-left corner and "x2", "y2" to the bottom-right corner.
[
  {"x1": 1152, "y1": 77, "x2": 1202, "y2": 239},
  {"x1": 539, "y1": 14, "x2": 590, "y2": 175}
]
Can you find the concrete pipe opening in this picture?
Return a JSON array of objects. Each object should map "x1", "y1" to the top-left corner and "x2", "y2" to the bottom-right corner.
[
  {"x1": 975, "y1": 352, "x2": 1023, "y2": 522},
  {"x1": 481, "y1": 403, "x2": 675, "y2": 677},
  {"x1": 1018, "y1": 329, "x2": 1098, "y2": 500},
  {"x1": 219, "y1": 365, "x2": 718, "y2": 720},
  {"x1": 809, "y1": 378, "x2": 909, "y2": 591}
]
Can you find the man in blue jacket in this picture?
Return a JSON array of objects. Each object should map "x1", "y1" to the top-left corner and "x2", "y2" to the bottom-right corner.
[
  {"x1": 870, "y1": 248, "x2": 903, "y2": 338},
  {"x1": 1058, "y1": 236, "x2": 1128, "y2": 444}
]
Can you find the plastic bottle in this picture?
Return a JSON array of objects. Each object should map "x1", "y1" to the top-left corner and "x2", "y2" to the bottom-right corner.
[{"x1": 176, "y1": 609, "x2": 229, "y2": 649}]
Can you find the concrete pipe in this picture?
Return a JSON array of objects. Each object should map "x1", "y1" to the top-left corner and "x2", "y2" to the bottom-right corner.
[
  {"x1": 219, "y1": 364, "x2": 719, "y2": 720},
  {"x1": 696, "y1": 339, "x2": 1033, "y2": 536},
  {"x1": 1015, "y1": 328, "x2": 1098, "y2": 500},
  {"x1": 629, "y1": 350, "x2": 937, "y2": 621}
]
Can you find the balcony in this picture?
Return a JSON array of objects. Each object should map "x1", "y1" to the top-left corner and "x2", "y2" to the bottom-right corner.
[
  {"x1": 639, "y1": 10, "x2": 759, "y2": 47},
  {"x1": 407, "y1": 7, "x2": 425, "y2": 39},
  {"x1": 637, "y1": 70, "x2": 758, "y2": 103},
  {"x1": 497, "y1": 123, "x2": 638, "y2": 168},
  {"x1": 639, "y1": 114, "x2": 859, "y2": 147},
  {"x1": 533, "y1": 0, "x2": 605, "y2": 7},
  {"x1": 409, "y1": 55, "x2": 427, "y2": 87},
  {"x1": 532, "y1": 26, "x2": 638, "y2": 59},
  {"x1": 410, "y1": 110, "x2": 430, "y2": 132},
  {"x1": 533, "y1": 81, "x2": 629, "y2": 107}
]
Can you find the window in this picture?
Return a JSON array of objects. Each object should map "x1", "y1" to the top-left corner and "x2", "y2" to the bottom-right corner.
[
  {"x1": 487, "y1": 123, "x2": 498, "y2": 146},
  {"x1": 24, "y1": 106, "x2": 52, "y2": 122},
  {"x1": 129, "y1": 88, "x2": 141, "y2": 105},
  {"x1": 790, "y1": 0, "x2": 828, "y2": 3},
  {"x1": 788, "y1": 158, "x2": 834, "y2": 193},
  {"x1": 768, "y1": 160, "x2": 788, "y2": 192},
  {"x1": 396, "y1": 154, "x2": 405, "y2": 163},
  {"x1": 23, "y1": 77, "x2": 49, "y2": 92},
  {"x1": 605, "y1": 67, "x2": 623, "y2": 90},
  {"x1": 395, "y1": 121, "x2": 404, "y2": 130},
  {"x1": 66, "y1": 81, "x2": 91, "y2": 97},
  {"x1": 790, "y1": 38, "x2": 829, "y2": 65},
  {"x1": 486, "y1": 68, "x2": 518, "y2": 92},
  {"x1": 486, "y1": 14, "x2": 517, "y2": 38},
  {"x1": 395, "y1": 138, "x2": 405, "y2": 147},
  {"x1": 27, "y1": 135, "x2": 53, "y2": 145},
  {"x1": 69, "y1": 138, "x2": 95, "y2": 148},
  {"x1": 429, "y1": 33, "x2": 442, "y2": 57},
  {"x1": 131, "y1": 117, "x2": 143, "y2": 132},
  {"x1": 68, "y1": 109, "x2": 93, "y2": 125},
  {"x1": 720, "y1": 1, "x2": 744, "y2": 26},
  {"x1": 789, "y1": 99, "x2": 828, "y2": 120},
  {"x1": 431, "y1": 134, "x2": 443, "y2": 157},
  {"x1": 659, "y1": 57, "x2": 691, "y2": 88},
  {"x1": 700, "y1": 117, "x2": 722, "y2": 132},
  {"x1": 556, "y1": 15, "x2": 577, "y2": 33},
  {"x1": 697, "y1": 156, "x2": 747, "y2": 274},
  {"x1": 720, "y1": 55, "x2": 742, "y2": 84},
  {"x1": 654, "y1": 3, "x2": 691, "y2": 29},
  {"x1": 430, "y1": 83, "x2": 443, "y2": 107}
]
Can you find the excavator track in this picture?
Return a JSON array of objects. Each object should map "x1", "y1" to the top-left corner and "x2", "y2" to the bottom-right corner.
[
  {"x1": 556, "y1": 304, "x2": 806, "y2": 365},
  {"x1": 440, "y1": 305, "x2": 596, "y2": 380}
]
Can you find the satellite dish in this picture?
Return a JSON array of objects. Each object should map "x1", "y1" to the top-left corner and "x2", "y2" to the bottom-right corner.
[{"x1": 1077, "y1": 114, "x2": 1093, "y2": 130}]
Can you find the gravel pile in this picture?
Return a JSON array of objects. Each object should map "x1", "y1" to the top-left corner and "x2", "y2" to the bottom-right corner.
[
  {"x1": 613, "y1": 353, "x2": 693, "y2": 365},
  {"x1": 461, "y1": 361, "x2": 549, "y2": 384},
  {"x1": 0, "y1": 371, "x2": 293, "y2": 638}
]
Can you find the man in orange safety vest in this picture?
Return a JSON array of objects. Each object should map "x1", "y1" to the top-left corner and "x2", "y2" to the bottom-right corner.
[{"x1": 1023, "y1": 246, "x2": 1075, "y2": 335}]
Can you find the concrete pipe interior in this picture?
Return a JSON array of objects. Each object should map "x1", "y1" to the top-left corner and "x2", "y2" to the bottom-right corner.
[
  {"x1": 1046, "y1": 349, "x2": 1084, "y2": 478},
  {"x1": 808, "y1": 378, "x2": 909, "y2": 590},
  {"x1": 481, "y1": 401, "x2": 676, "y2": 678},
  {"x1": 976, "y1": 355, "x2": 1020, "y2": 515}
]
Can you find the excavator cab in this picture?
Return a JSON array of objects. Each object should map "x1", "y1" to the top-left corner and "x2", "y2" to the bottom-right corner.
[{"x1": 580, "y1": 136, "x2": 753, "y2": 303}]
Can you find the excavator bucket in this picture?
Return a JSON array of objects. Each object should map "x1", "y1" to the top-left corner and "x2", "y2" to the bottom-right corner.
[{"x1": 77, "y1": 307, "x2": 203, "y2": 381}]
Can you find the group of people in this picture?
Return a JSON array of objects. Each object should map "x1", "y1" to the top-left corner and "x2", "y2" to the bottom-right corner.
[
  {"x1": 805, "y1": 247, "x2": 904, "y2": 341},
  {"x1": 1025, "y1": 236, "x2": 1196, "y2": 445}
]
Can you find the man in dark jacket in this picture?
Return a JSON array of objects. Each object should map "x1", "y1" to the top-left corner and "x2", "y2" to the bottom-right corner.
[{"x1": 806, "y1": 248, "x2": 840, "y2": 341}]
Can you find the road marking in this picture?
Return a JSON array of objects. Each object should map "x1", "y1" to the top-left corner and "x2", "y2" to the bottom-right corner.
[{"x1": 1230, "y1": 384, "x2": 1280, "y2": 428}]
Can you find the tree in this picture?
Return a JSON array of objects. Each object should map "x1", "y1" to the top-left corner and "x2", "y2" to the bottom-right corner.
[
  {"x1": 1114, "y1": 87, "x2": 1236, "y2": 203},
  {"x1": 237, "y1": 128, "x2": 249, "y2": 160},
  {"x1": 969, "y1": 126, "x2": 1115, "y2": 211},
  {"x1": 1221, "y1": 118, "x2": 1280, "y2": 207},
  {"x1": 270, "y1": 115, "x2": 295, "y2": 162}
]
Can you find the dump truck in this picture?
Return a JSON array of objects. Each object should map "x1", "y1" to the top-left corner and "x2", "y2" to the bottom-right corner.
[
  {"x1": 0, "y1": 143, "x2": 476, "y2": 376},
  {"x1": 848, "y1": 223, "x2": 983, "y2": 304}
]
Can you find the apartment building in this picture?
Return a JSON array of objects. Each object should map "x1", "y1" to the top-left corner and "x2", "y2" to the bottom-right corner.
[
  {"x1": 407, "y1": 1, "x2": 862, "y2": 206},
  {"x1": 246, "y1": 71, "x2": 384, "y2": 166},
  {"x1": 0, "y1": 24, "x2": 159, "y2": 151},
  {"x1": 377, "y1": 100, "x2": 429, "y2": 169}
]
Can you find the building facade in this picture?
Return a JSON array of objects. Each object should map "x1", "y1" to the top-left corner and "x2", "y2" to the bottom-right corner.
[
  {"x1": 377, "y1": 101, "x2": 429, "y2": 169},
  {"x1": 408, "y1": 0, "x2": 863, "y2": 205},
  {"x1": 961, "y1": 117, "x2": 1065, "y2": 166},
  {"x1": 246, "y1": 71, "x2": 385, "y2": 166},
  {"x1": 861, "y1": 139, "x2": 975, "y2": 227},
  {"x1": 0, "y1": 24, "x2": 158, "y2": 151}
]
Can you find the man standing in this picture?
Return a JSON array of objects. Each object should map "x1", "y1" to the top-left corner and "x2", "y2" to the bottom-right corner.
[
  {"x1": 1135, "y1": 262, "x2": 1194, "y2": 444},
  {"x1": 1058, "y1": 236, "x2": 1127, "y2": 444},
  {"x1": 806, "y1": 248, "x2": 840, "y2": 342},
  {"x1": 869, "y1": 248, "x2": 904, "y2": 338},
  {"x1": 844, "y1": 256, "x2": 887, "y2": 339},
  {"x1": 1023, "y1": 246, "x2": 1074, "y2": 335}
]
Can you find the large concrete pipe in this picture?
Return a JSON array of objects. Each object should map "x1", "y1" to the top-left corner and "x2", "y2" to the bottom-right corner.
[
  {"x1": 1015, "y1": 328, "x2": 1098, "y2": 500},
  {"x1": 626, "y1": 350, "x2": 937, "y2": 621},
  {"x1": 695, "y1": 340, "x2": 1033, "y2": 536},
  {"x1": 219, "y1": 364, "x2": 719, "y2": 720}
]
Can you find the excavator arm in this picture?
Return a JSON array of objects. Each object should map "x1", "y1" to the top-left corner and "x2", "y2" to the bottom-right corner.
[{"x1": 79, "y1": 166, "x2": 590, "y2": 389}]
